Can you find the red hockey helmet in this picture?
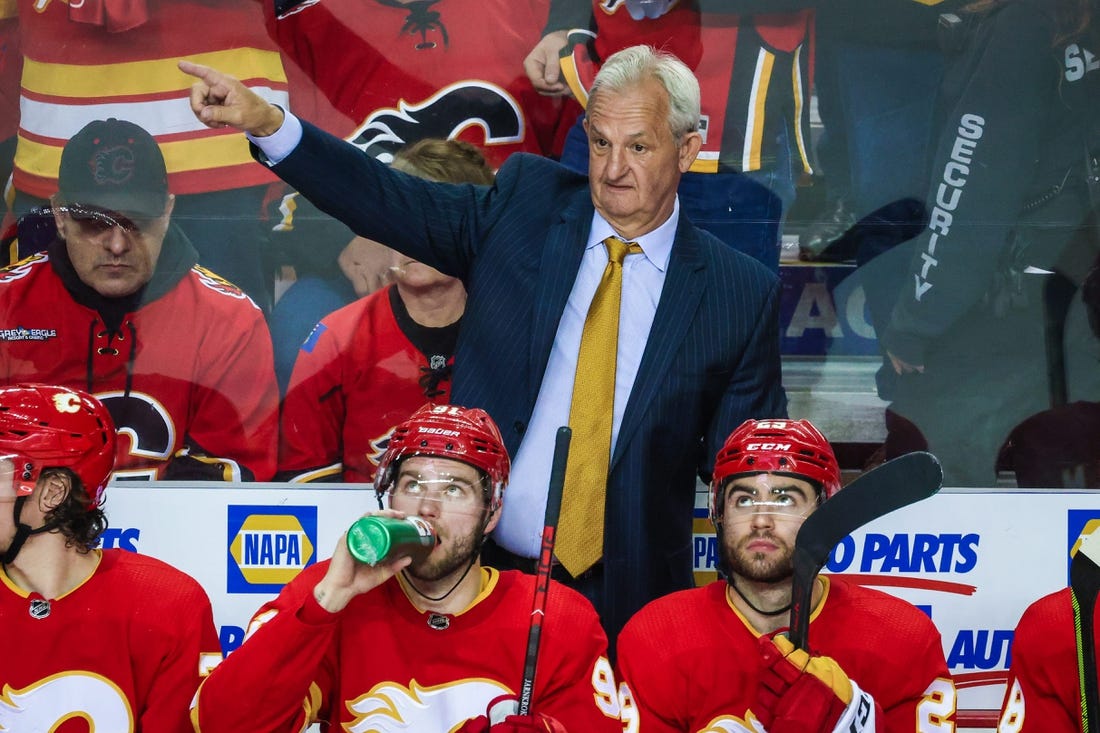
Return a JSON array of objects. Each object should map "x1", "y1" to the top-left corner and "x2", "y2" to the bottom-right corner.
[
  {"x1": 375, "y1": 404, "x2": 510, "y2": 512},
  {"x1": 709, "y1": 419, "x2": 841, "y2": 520},
  {"x1": 0, "y1": 384, "x2": 116, "y2": 506}
]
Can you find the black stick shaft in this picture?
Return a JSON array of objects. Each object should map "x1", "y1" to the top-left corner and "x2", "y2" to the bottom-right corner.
[{"x1": 518, "y1": 427, "x2": 571, "y2": 716}]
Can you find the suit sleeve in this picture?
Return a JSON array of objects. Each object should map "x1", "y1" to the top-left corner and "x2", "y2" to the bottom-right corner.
[
  {"x1": 167, "y1": 302, "x2": 279, "y2": 481},
  {"x1": 278, "y1": 315, "x2": 348, "y2": 481},
  {"x1": 139, "y1": 572, "x2": 221, "y2": 733},
  {"x1": 193, "y1": 566, "x2": 338, "y2": 733},
  {"x1": 263, "y1": 121, "x2": 505, "y2": 282},
  {"x1": 704, "y1": 274, "x2": 788, "y2": 478}
]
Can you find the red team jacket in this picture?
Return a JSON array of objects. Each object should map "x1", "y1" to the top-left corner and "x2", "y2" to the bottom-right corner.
[
  {"x1": 616, "y1": 577, "x2": 957, "y2": 732},
  {"x1": 999, "y1": 587, "x2": 1100, "y2": 732},
  {"x1": 265, "y1": 0, "x2": 582, "y2": 167},
  {"x1": 279, "y1": 284, "x2": 453, "y2": 483},
  {"x1": 0, "y1": 238, "x2": 279, "y2": 481},
  {"x1": 0, "y1": 550, "x2": 221, "y2": 733},
  {"x1": 192, "y1": 563, "x2": 624, "y2": 732}
]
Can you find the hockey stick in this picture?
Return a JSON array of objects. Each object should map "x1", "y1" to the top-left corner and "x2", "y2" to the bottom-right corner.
[
  {"x1": 1071, "y1": 529, "x2": 1100, "y2": 733},
  {"x1": 518, "y1": 426, "x2": 572, "y2": 717},
  {"x1": 789, "y1": 451, "x2": 943, "y2": 650}
]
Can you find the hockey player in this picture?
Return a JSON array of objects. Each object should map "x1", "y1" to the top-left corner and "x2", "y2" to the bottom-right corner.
[
  {"x1": 192, "y1": 404, "x2": 623, "y2": 733},
  {"x1": 0, "y1": 118, "x2": 279, "y2": 481},
  {"x1": 615, "y1": 418, "x2": 956, "y2": 732},
  {"x1": 997, "y1": 536, "x2": 1100, "y2": 732},
  {"x1": 0, "y1": 383, "x2": 221, "y2": 733}
]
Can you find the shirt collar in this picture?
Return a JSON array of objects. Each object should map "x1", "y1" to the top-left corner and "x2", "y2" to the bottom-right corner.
[{"x1": 587, "y1": 197, "x2": 679, "y2": 272}]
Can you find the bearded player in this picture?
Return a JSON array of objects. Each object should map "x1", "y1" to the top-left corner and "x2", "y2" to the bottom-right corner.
[
  {"x1": 0, "y1": 384, "x2": 220, "y2": 733},
  {"x1": 615, "y1": 419, "x2": 957, "y2": 733},
  {"x1": 192, "y1": 403, "x2": 623, "y2": 733}
]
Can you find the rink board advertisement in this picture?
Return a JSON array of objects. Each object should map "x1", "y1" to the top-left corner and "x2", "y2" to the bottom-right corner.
[{"x1": 107, "y1": 485, "x2": 1100, "y2": 720}]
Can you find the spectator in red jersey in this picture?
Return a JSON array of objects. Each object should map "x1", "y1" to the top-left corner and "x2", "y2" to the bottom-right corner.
[
  {"x1": 277, "y1": 138, "x2": 491, "y2": 483},
  {"x1": 616, "y1": 418, "x2": 956, "y2": 733},
  {"x1": 0, "y1": 384, "x2": 221, "y2": 733},
  {"x1": 0, "y1": 118, "x2": 278, "y2": 481},
  {"x1": 193, "y1": 404, "x2": 623, "y2": 733},
  {"x1": 265, "y1": 0, "x2": 580, "y2": 168},
  {"x1": 8, "y1": 0, "x2": 288, "y2": 311}
]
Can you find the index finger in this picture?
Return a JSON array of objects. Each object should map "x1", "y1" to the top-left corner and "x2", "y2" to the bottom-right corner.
[{"x1": 178, "y1": 59, "x2": 217, "y2": 83}]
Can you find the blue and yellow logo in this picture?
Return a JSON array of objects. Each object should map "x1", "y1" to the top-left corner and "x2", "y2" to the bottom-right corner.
[
  {"x1": 227, "y1": 505, "x2": 317, "y2": 593},
  {"x1": 1068, "y1": 510, "x2": 1100, "y2": 585}
]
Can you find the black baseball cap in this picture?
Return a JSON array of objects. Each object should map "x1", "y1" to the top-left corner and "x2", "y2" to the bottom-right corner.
[{"x1": 56, "y1": 118, "x2": 169, "y2": 219}]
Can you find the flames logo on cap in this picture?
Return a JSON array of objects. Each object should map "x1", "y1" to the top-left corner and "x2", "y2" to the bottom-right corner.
[{"x1": 89, "y1": 145, "x2": 136, "y2": 187}]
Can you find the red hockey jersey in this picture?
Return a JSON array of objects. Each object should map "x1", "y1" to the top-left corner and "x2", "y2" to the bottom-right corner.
[
  {"x1": 562, "y1": 1, "x2": 814, "y2": 175},
  {"x1": 266, "y1": 0, "x2": 582, "y2": 167},
  {"x1": 616, "y1": 577, "x2": 956, "y2": 732},
  {"x1": 192, "y1": 563, "x2": 623, "y2": 732},
  {"x1": 0, "y1": 235, "x2": 279, "y2": 481},
  {"x1": 998, "y1": 587, "x2": 1100, "y2": 733},
  {"x1": 13, "y1": 0, "x2": 287, "y2": 198},
  {"x1": 279, "y1": 285, "x2": 454, "y2": 483},
  {"x1": 0, "y1": 550, "x2": 221, "y2": 733}
]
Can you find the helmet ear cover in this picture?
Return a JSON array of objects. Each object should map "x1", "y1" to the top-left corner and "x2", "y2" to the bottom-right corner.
[
  {"x1": 708, "y1": 419, "x2": 839, "y2": 522},
  {"x1": 0, "y1": 384, "x2": 116, "y2": 509},
  {"x1": 375, "y1": 404, "x2": 510, "y2": 514}
]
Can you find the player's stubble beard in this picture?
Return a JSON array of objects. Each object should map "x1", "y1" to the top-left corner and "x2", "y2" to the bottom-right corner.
[
  {"x1": 406, "y1": 520, "x2": 481, "y2": 584},
  {"x1": 719, "y1": 525, "x2": 795, "y2": 585}
]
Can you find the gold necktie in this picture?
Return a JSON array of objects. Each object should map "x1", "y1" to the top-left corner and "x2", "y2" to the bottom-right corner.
[{"x1": 556, "y1": 236, "x2": 642, "y2": 577}]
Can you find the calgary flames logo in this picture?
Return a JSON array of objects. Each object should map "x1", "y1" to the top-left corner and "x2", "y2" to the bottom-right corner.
[
  {"x1": 697, "y1": 713, "x2": 767, "y2": 733},
  {"x1": 349, "y1": 82, "x2": 523, "y2": 163},
  {"x1": 0, "y1": 672, "x2": 135, "y2": 732},
  {"x1": 345, "y1": 678, "x2": 511, "y2": 732}
]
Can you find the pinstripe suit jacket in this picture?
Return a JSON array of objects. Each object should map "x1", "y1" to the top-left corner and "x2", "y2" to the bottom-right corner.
[{"x1": 263, "y1": 121, "x2": 788, "y2": 639}]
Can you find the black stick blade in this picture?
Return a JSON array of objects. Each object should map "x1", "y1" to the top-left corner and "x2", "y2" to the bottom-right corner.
[{"x1": 789, "y1": 451, "x2": 943, "y2": 650}]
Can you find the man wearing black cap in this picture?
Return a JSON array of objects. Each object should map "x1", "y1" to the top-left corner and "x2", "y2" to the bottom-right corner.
[{"x1": 0, "y1": 118, "x2": 279, "y2": 481}]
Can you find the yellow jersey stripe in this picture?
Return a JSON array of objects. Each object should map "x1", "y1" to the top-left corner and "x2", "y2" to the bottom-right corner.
[
  {"x1": 22, "y1": 48, "x2": 287, "y2": 98},
  {"x1": 791, "y1": 44, "x2": 813, "y2": 175},
  {"x1": 15, "y1": 131, "x2": 260, "y2": 178},
  {"x1": 742, "y1": 49, "x2": 774, "y2": 172}
]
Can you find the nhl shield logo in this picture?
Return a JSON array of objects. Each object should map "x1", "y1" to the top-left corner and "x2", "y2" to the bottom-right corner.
[{"x1": 28, "y1": 597, "x2": 51, "y2": 620}]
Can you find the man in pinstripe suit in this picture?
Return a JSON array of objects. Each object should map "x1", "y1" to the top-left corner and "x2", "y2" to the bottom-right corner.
[{"x1": 182, "y1": 44, "x2": 787, "y2": 644}]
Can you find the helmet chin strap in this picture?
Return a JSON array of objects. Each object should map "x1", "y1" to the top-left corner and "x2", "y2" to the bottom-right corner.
[
  {"x1": 1, "y1": 496, "x2": 61, "y2": 566},
  {"x1": 402, "y1": 505, "x2": 496, "y2": 604}
]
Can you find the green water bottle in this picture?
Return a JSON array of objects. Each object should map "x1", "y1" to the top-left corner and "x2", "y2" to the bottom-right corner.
[{"x1": 346, "y1": 516, "x2": 437, "y2": 566}]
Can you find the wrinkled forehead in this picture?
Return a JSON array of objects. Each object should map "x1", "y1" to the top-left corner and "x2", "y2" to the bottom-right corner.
[
  {"x1": 723, "y1": 472, "x2": 817, "y2": 498},
  {"x1": 395, "y1": 455, "x2": 483, "y2": 484}
]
